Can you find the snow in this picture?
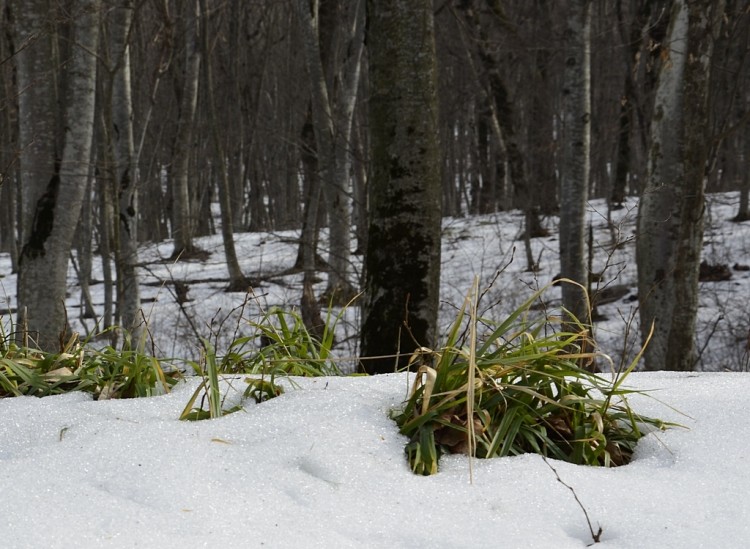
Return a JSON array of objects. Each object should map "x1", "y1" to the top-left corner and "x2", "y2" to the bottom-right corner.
[
  {"x1": 1, "y1": 192, "x2": 750, "y2": 547},
  {"x1": 1, "y1": 372, "x2": 750, "y2": 548}
]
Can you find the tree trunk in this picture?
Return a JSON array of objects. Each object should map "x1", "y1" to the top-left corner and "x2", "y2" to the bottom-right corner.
[
  {"x1": 559, "y1": 0, "x2": 592, "y2": 330},
  {"x1": 351, "y1": 119, "x2": 368, "y2": 254},
  {"x1": 527, "y1": 3, "x2": 557, "y2": 216},
  {"x1": 611, "y1": 0, "x2": 635, "y2": 207},
  {"x1": 458, "y1": 0, "x2": 543, "y2": 251},
  {"x1": 636, "y1": 0, "x2": 724, "y2": 371},
  {"x1": 737, "y1": 175, "x2": 750, "y2": 221},
  {"x1": 360, "y1": 0, "x2": 442, "y2": 374},
  {"x1": 15, "y1": 0, "x2": 100, "y2": 350},
  {"x1": 295, "y1": 111, "x2": 323, "y2": 273},
  {"x1": 75, "y1": 171, "x2": 97, "y2": 324},
  {"x1": 113, "y1": 3, "x2": 141, "y2": 336},
  {"x1": 735, "y1": 124, "x2": 749, "y2": 221},
  {"x1": 293, "y1": 0, "x2": 364, "y2": 304},
  {"x1": 100, "y1": 0, "x2": 142, "y2": 336},
  {"x1": 199, "y1": 0, "x2": 249, "y2": 292},
  {"x1": 171, "y1": 0, "x2": 201, "y2": 258},
  {"x1": 0, "y1": 14, "x2": 18, "y2": 268},
  {"x1": 99, "y1": 162, "x2": 114, "y2": 330}
]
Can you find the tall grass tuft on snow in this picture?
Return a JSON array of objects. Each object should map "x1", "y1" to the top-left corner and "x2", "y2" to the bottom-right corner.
[{"x1": 394, "y1": 279, "x2": 672, "y2": 475}]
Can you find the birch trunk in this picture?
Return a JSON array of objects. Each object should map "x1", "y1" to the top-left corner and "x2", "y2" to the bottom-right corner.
[
  {"x1": 108, "y1": 0, "x2": 142, "y2": 335},
  {"x1": 15, "y1": 0, "x2": 100, "y2": 349},
  {"x1": 559, "y1": 0, "x2": 592, "y2": 330},
  {"x1": 636, "y1": 0, "x2": 724, "y2": 370}
]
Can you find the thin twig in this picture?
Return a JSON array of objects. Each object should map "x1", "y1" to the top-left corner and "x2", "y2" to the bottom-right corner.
[{"x1": 542, "y1": 456, "x2": 602, "y2": 544}]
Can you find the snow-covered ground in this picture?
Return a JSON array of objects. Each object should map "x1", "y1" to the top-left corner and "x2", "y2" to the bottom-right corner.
[
  {"x1": 1, "y1": 372, "x2": 749, "y2": 548},
  {"x1": 2, "y1": 193, "x2": 748, "y2": 370},
  {"x1": 1, "y1": 193, "x2": 749, "y2": 547}
]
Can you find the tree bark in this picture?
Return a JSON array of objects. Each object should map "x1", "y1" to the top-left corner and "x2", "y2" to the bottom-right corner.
[
  {"x1": 293, "y1": 0, "x2": 364, "y2": 304},
  {"x1": 199, "y1": 0, "x2": 249, "y2": 292},
  {"x1": 171, "y1": 0, "x2": 201, "y2": 258},
  {"x1": 99, "y1": 0, "x2": 142, "y2": 336},
  {"x1": 15, "y1": 0, "x2": 100, "y2": 350},
  {"x1": 636, "y1": 0, "x2": 724, "y2": 371},
  {"x1": 559, "y1": 0, "x2": 592, "y2": 329},
  {"x1": 360, "y1": 0, "x2": 442, "y2": 374}
]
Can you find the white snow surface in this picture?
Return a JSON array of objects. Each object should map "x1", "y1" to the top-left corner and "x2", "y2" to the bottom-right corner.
[
  {"x1": 1, "y1": 372, "x2": 749, "y2": 548},
  {"x1": 1, "y1": 192, "x2": 750, "y2": 547}
]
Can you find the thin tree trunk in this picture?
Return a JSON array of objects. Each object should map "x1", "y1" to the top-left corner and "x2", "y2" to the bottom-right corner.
[
  {"x1": 0, "y1": 13, "x2": 18, "y2": 268},
  {"x1": 612, "y1": 0, "x2": 637, "y2": 207},
  {"x1": 528, "y1": 2, "x2": 557, "y2": 216},
  {"x1": 75, "y1": 171, "x2": 97, "y2": 323},
  {"x1": 199, "y1": 0, "x2": 249, "y2": 292},
  {"x1": 295, "y1": 109, "x2": 323, "y2": 275},
  {"x1": 103, "y1": 0, "x2": 142, "y2": 337},
  {"x1": 559, "y1": 0, "x2": 592, "y2": 330},
  {"x1": 293, "y1": 0, "x2": 364, "y2": 304},
  {"x1": 735, "y1": 125, "x2": 749, "y2": 221},
  {"x1": 351, "y1": 119, "x2": 368, "y2": 254},
  {"x1": 171, "y1": 0, "x2": 201, "y2": 258},
  {"x1": 458, "y1": 0, "x2": 542, "y2": 248},
  {"x1": 99, "y1": 166, "x2": 114, "y2": 331},
  {"x1": 228, "y1": 0, "x2": 247, "y2": 233}
]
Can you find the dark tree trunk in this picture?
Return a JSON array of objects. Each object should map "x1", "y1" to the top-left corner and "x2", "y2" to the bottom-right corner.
[{"x1": 360, "y1": 0, "x2": 442, "y2": 374}]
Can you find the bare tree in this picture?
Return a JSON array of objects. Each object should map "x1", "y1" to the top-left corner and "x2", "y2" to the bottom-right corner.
[
  {"x1": 199, "y1": 0, "x2": 250, "y2": 292},
  {"x1": 360, "y1": 0, "x2": 442, "y2": 374},
  {"x1": 170, "y1": 0, "x2": 201, "y2": 259},
  {"x1": 636, "y1": 0, "x2": 725, "y2": 371},
  {"x1": 293, "y1": 0, "x2": 365, "y2": 303},
  {"x1": 559, "y1": 0, "x2": 592, "y2": 330},
  {"x1": 99, "y1": 0, "x2": 142, "y2": 336},
  {"x1": 14, "y1": 0, "x2": 101, "y2": 349}
]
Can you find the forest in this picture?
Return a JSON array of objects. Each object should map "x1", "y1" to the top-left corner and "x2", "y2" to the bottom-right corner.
[
  {"x1": 3, "y1": 3, "x2": 750, "y2": 545},
  {"x1": 0, "y1": 0, "x2": 748, "y2": 374}
]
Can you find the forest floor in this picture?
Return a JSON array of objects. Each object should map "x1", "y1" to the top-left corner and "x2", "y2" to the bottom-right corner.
[{"x1": 7, "y1": 192, "x2": 748, "y2": 371}]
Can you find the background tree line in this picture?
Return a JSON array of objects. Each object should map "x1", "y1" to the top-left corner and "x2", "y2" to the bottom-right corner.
[{"x1": 0, "y1": 0, "x2": 747, "y2": 370}]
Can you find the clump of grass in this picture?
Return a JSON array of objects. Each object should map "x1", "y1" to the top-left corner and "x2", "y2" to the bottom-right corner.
[
  {"x1": 0, "y1": 326, "x2": 178, "y2": 399},
  {"x1": 179, "y1": 306, "x2": 343, "y2": 420},
  {"x1": 223, "y1": 307, "x2": 342, "y2": 377},
  {"x1": 179, "y1": 339, "x2": 246, "y2": 420},
  {"x1": 393, "y1": 279, "x2": 672, "y2": 475}
]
